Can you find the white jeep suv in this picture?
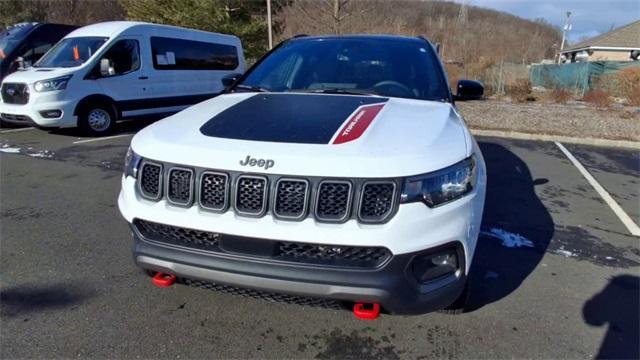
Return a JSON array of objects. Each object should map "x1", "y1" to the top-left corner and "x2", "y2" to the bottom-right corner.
[{"x1": 118, "y1": 35, "x2": 486, "y2": 317}]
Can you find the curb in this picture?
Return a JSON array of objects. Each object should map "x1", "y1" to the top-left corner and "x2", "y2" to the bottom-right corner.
[{"x1": 470, "y1": 129, "x2": 640, "y2": 150}]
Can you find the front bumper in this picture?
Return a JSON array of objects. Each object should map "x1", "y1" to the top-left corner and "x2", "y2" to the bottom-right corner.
[
  {"x1": 0, "y1": 95, "x2": 77, "y2": 128},
  {"x1": 132, "y1": 227, "x2": 467, "y2": 315}
]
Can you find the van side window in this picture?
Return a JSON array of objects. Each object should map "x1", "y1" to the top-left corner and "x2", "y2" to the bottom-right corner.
[
  {"x1": 102, "y1": 39, "x2": 140, "y2": 75},
  {"x1": 150, "y1": 36, "x2": 238, "y2": 71}
]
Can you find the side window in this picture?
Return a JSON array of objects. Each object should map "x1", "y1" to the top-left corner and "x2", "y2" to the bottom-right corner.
[
  {"x1": 102, "y1": 39, "x2": 140, "y2": 76},
  {"x1": 150, "y1": 36, "x2": 238, "y2": 71}
]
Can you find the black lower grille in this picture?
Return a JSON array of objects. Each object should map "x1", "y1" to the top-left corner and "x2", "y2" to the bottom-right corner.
[
  {"x1": 179, "y1": 277, "x2": 346, "y2": 309},
  {"x1": 359, "y1": 182, "x2": 396, "y2": 222},
  {"x1": 1, "y1": 83, "x2": 29, "y2": 104},
  {"x1": 167, "y1": 168, "x2": 193, "y2": 205},
  {"x1": 0, "y1": 113, "x2": 32, "y2": 123},
  {"x1": 133, "y1": 219, "x2": 391, "y2": 268},
  {"x1": 139, "y1": 162, "x2": 162, "y2": 199},
  {"x1": 135, "y1": 219, "x2": 220, "y2": 251}
]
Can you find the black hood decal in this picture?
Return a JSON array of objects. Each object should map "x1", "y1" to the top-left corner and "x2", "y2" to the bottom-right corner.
[{"x1": 200, "y1": 93, "x2": 388, "y2": 144}]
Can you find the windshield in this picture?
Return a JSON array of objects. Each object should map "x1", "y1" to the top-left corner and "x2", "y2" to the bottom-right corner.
[
  {"x1": 238, "y1": 38, "x2": 450, "y2": 101},
  {"x1": 0, "y1": 37, "x2": 19, "y2": 65},
  {"x1": 35, "y1": 37, "x2": 108, "y2": 68}
]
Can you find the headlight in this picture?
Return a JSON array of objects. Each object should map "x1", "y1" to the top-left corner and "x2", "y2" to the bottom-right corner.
[
  {"x1": 400, "y1": 156, "x2": 476, "y2": 207},
  {"x1": 34, "y1": 75, "x2": 72, "y2": 92},
  {"x1": 124, "y1": 147, "x2": 142, "y2": 178}
]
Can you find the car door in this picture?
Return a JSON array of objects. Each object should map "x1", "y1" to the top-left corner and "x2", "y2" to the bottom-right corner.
[{"x1": 94, "y1": 37, "x2": 152, "y2": 116}]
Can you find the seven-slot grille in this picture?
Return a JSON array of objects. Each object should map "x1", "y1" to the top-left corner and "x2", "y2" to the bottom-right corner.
[{"x1": 137, "y1": 162, "x2": 398, "y2": 224}]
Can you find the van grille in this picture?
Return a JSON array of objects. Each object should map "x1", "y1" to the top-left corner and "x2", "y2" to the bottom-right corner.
[
  {"x1": 1, "y1": 83, "x2": 29, "y2": 105},
  {"x1": 136, "y1": 162, "x2": 399, "y2": 224}
]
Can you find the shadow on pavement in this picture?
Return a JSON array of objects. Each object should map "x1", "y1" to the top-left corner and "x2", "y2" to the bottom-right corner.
[
  {"x1": 0, "y1": 282, "x2": 94, "y2": 317},
  {"x1": 583, "y1": 275, "x2": 639, "y2": 360},
  {"x1": 467, "y1": 141, "x2": 555, "y2": 311},
  {"x1": 49, "y1": 117, "x2": 159, "y2": 139}
]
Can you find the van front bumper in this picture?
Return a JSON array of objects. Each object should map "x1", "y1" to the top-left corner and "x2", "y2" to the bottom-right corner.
[
  {"x1": 132, "y1": 227, "x2": 467, "y2": 315},
  {"x1": 0, "y1": 99, "x2": 77, "y2": 128}
]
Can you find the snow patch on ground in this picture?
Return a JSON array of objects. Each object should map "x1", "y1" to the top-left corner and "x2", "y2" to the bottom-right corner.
[
  {"x1": 481, "y1": 228, "x2": 534, "y2": 248},
  {"x1": 28, "y1": 151, "x2": 54, "y2": 158},
  {"x1": 0, "y1": 147, "x2": 21, "y2": 154},
  {"x1": 554, "y1": 246, "x2": 577, "y2": 258}
]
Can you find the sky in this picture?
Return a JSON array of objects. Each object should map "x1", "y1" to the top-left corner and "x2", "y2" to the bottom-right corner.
[{"x1": 467, "y1": 0, "x2": 640, "y2": 43}]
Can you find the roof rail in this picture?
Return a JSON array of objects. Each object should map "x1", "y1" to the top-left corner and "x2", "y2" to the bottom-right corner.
[{"x1": 292, "y1": 34, "x2": 309, "y2": 38}]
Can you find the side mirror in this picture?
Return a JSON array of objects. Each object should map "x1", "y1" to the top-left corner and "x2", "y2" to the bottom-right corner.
[
  {"x1": 455, "y1": 80, "x2": 484, "y2": 101},
  {"x1": 222, "y1": 73, "x2": 242, "y2": 89},
  {"x1": 100, "y1": 58, "x2": 115, "y2": 77}
]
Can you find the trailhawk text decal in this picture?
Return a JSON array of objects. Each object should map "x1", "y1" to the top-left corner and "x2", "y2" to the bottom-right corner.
[{"x1": 331, "y1": 103, "x2": 387, "y2": 144}]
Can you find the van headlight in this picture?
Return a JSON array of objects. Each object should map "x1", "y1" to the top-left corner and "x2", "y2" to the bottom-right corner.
[
  {"x1": 34, "y1": 75, "x2": 72, "y2": 92},
  {"x1": 400, "y1": 156, "x2": 476, "y2": 207},
  {"x1": 124, "y1": 147, "x2": 142, "y2": 178}
]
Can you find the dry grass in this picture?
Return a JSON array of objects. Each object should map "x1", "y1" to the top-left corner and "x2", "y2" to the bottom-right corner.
[
  {"x1": 583, "y1": 90, "x2": 613, "y2": 108},
  {"x1": 617, "y1": 67, "x2": 640, "y2": 106},
  {"x1": 546, "y1": 88, "x2": 572, "y2": 104},
  {"x1": 505, "y1": 79, "x2": 532, "y2": 103}
]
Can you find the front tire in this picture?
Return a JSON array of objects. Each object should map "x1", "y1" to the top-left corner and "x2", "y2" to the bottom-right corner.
[{"x1": 78, "y1": 102, "x2": 116, "y2": 136}]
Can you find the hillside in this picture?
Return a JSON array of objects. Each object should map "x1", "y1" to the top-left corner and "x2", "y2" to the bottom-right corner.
[{"x1": 276, "y1": 0, "x2": 562, "y2": 64}]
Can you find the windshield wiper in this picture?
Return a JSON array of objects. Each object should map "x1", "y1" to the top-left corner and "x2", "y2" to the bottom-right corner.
[
  {"x1": 292, "y1": 88, "x2": 378, "y2": 96},
  {"x1": 234, "y1": 84, "x2": 270, "y2": 93}
]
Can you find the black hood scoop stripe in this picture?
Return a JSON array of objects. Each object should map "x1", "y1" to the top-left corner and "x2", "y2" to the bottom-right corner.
[{"x1": 199, "y1": 94, "x2": 388, "y2": 144}]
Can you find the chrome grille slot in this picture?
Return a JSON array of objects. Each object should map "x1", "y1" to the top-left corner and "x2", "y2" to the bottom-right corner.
[
  {"x1": 274, "y1": 179, "x2": 308, "y2": 219},
  {"x1": 359, "y1": 182, "x2": 396, "y2": 222},
  {"x1": 315, "y1": 181, "x2": 352, "y2": 222},
  {"x1": 199, "y1": 172, "x2": 228, "y2": 211},
  {"x1": 138, "y1": 162, "x2": 162, "y2": 200},
  {"x1": 235, "y1": 175, "x2": 268, "y2": 216},
  {"x1": 167, "y1": 168, "x2": 193, "y2": 206}
]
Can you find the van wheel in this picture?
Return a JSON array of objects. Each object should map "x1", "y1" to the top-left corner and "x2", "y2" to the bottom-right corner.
[{"x1": 78, "y1": 102, "x2": 116, "y2": 136}]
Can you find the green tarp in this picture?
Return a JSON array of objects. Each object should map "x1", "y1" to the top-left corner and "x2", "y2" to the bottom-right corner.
[{"x1": 530, "y1": 61, "x2": 640, "y2": 93}]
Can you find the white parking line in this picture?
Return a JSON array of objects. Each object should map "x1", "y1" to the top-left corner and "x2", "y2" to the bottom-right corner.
[
  {"x1": 555, "y1": 142, "x2": 640, "y2": 237},
  {"x1": 72, "y1": 134, "x2": 133, "y2": 144},
  {"x1": 0, "y1": 127, "x2": 35, "y2": 134}
]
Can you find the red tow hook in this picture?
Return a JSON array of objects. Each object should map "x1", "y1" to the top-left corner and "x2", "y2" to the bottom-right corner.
[
  {"x1": 152, "y1": 272, "x2": 177, "y2": 288},
  {"x1": 353, "y1": 302, "x2": 380, "y2": 320}
]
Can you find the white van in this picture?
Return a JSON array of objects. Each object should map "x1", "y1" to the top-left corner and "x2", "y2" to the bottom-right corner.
[{"x1": 0, "y1": 21, "x2": 245, "y2": 135}]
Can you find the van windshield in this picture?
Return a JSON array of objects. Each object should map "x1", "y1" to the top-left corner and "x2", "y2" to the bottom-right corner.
[{"x1": 34, "y1": 37, "x2": 108, "y2": 68}]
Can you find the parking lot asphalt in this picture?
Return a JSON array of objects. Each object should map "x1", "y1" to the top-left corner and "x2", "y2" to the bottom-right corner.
[{"x1": 1, "y1": 123, "x2": 639, "y2": 359}]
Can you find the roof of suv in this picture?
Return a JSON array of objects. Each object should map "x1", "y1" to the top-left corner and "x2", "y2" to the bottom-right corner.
[{"x1": 288, "y1": 34, "x2": 432, "y2": 44}]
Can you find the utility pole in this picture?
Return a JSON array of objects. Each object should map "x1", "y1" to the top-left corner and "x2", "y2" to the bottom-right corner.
[
  {"x1": 558, "y1": 11, "x2": 572, "y2": 63},
  {"x1": 266, "y1": 0, "x2": 273, "y2": 50}
]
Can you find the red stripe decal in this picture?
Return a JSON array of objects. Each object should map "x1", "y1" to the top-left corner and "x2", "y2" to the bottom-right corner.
[{"x1": 332, "y1": 103, "x2": 385, "y2": 144}]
